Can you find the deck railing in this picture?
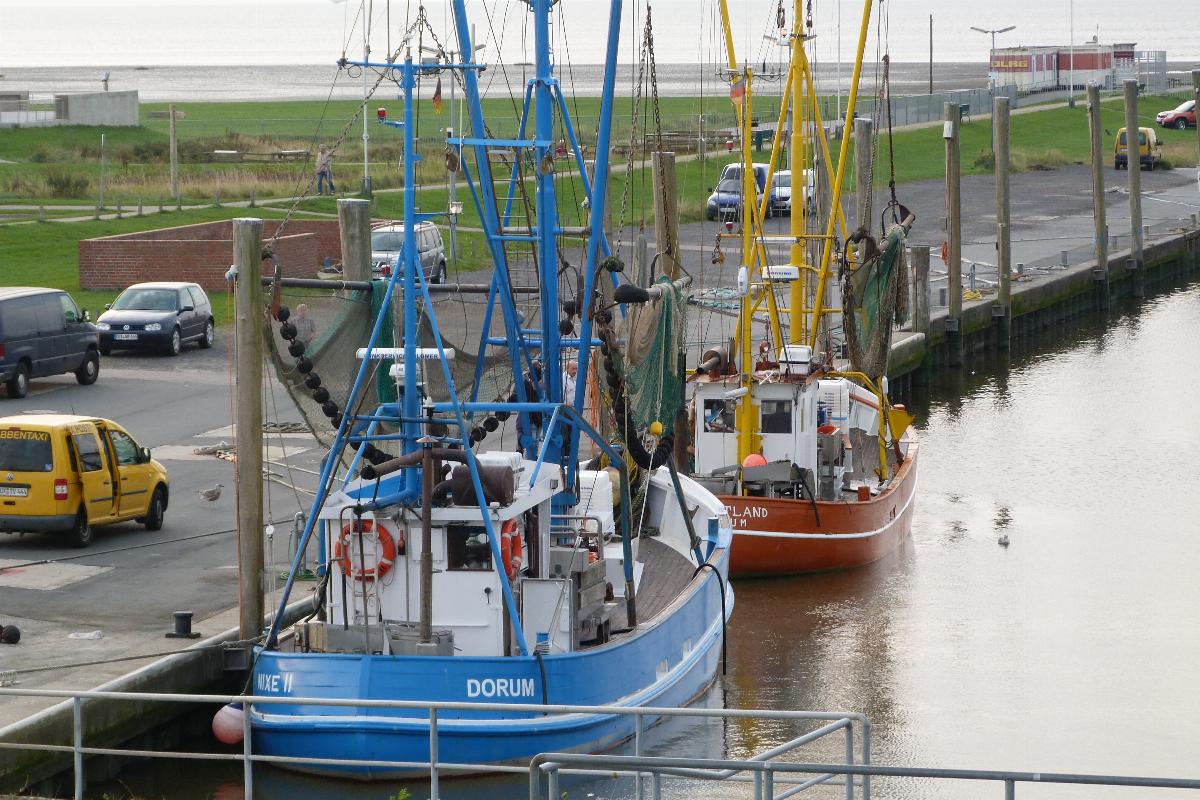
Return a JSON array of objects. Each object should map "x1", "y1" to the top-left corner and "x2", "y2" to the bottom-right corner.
[{"x1": 0, "y1": 687, "x2": 868, "y2": 800}]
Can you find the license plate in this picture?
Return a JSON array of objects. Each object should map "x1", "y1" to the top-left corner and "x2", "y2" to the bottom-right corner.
[
  {"x1": 114, "y1": 333, "x2": 138, "y2": 341},
  {"x1": 0, "y1": 486, "x2": 29, "y2": 497}
]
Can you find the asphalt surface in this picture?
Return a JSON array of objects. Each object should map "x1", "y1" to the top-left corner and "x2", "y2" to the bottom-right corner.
[{"x1": 0, "y1": 335, "x2": 323, "y2": 710}]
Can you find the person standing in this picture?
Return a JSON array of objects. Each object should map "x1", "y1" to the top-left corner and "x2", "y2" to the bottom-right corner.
[
  {"x1": 315, "y1": 144, "x2": 335, "y2": 196},
  {"x1": 561, "y1": 358, "x2": 578, "y2": 403},
  {"x1": 292, "y1": 303, "x2": 317, "y2": 346}
]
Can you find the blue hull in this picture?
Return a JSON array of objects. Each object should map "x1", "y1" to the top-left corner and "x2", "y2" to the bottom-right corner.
[{"x1": 251, "y1": 548, "x2": 732, "y2": 778}]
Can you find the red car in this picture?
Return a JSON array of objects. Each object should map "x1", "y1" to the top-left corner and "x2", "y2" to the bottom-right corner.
[{"x1": 1156, "y1": 100, "x2": 1196, "y2": 130}]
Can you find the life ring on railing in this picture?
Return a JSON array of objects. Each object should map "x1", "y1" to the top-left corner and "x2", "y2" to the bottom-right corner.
[
  {"x1": 500, "y1": 519, "x2": 523, "y2": 582},
  {"x1": 334, "y1": 519, "x2": 401, "y2": 581}
]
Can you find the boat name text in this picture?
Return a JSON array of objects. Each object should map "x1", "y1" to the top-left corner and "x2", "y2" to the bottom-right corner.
[
  {"x1": 724, "y1": 504, "x2": 769, "y2": 529},
  {"x1": 256, "y1": 671, "x2": 294, "y2": 693},
  {"x1": 467, "y1": 677, "x2": 537, "y2": 698}
]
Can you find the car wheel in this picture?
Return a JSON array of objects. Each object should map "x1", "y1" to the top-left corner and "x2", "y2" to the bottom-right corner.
[
  {"x1": 69, "y1": 510, "x2": 93, "y2": 548},
  {"x1": 435, "y1": 262, "x2": 447, "y2": 285},
  {"x1": 75, "y1": 351, "x2": 100, "y2": 385},
  {"x1": 163, "y1": 327, "x2": 182, "y2": 357},
  {"x1": 1176, "y1": 118, "x2": 1188, "y2": 130},
  {"x1": 5, "y1": 363, "x2": 29, "y2": 399},
  {"x1": 199, "y1": 319, "x2": 215, "y2": 349},
  {"x1": 143, "y1": 486, "x2": 166, "y2": 531}
]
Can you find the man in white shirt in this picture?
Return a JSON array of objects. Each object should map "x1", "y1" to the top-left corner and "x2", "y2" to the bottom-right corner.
[{"x1": 561, "y1": 358, "x2": 578, "y2": 403}]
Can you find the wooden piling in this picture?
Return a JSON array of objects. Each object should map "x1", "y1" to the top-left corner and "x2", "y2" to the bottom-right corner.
[
  {"x1": 651, "y1": 152, "x2": 681, "y2": 280},
  {"x1": 994, "y1": 96, "x2": 1011, "y2": 349},
  {"x1": 233, "y1": 218, "x2": 265, "y2": 641},
  {"x1": 337, "y1": 198, "x2": 373, "y2": 282},
  {"x1": 944, "y1": 102, "x2": 963, "y2": 366},
  {"x1": 1087, "y1": 84, "x2": 1110, "y2": 309},
  {"x1": 1123, "y1": 79, "x2": 1144, "y2": 298},
  {"x1": 854, "y1": 117, "x2": 874, "y2": 232}
]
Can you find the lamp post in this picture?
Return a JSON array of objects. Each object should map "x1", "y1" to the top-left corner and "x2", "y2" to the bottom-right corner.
[
  {"x1": 1068, "y1": 0, "x2": 1075, "y2": 107},
  {"x1": 972, "y1": 25, "x2": 1015, "y2": 155}
]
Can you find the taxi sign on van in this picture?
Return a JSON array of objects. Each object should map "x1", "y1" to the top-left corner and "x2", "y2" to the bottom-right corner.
[{"x1": 0, "y1": 429, "x2": 49, "y2": 441}]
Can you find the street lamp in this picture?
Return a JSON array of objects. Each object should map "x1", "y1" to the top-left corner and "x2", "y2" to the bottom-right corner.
[{"x1": 969, "y1": 25, "x2": 1017, "y2": 153}]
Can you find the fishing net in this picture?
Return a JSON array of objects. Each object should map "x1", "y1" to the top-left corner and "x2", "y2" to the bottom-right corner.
[
  {"x1": 843, "y1": 224, "x2": 910, "y2": 379},
  {"x1": 622, "y1": 275, "x2": 688, "y2": 435},
  {"x1": 266, "y1": 281, "x2": 506, "y2": 447}
]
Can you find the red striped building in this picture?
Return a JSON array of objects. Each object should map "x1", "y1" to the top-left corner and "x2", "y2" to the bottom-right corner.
[{"x1": 990, "y1": 41, "x2": 1137, "y2": 92}]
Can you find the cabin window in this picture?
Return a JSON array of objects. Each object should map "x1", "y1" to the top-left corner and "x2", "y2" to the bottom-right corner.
[
  {"x1": 760, "y1": 400, "x2": 793, "y2": 434},
  {"x1": 702, "y1": 399, "x2": 736, "y2": 433},
  {"x1": 446, "y1": 525, "x2": 494, "y2": 571},
  {"x1": 72, "y1": 433, "x2": 105, "y2": 472}
]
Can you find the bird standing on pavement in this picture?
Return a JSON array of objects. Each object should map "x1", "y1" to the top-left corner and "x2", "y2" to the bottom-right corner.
[{"x1": 198, "y1": 483, "x2": 224, "y2": 502}]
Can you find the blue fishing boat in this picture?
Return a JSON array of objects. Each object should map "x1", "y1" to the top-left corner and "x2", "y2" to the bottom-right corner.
[{"x1": 248, "y1": 0, "x2": 733, "y2": 778}]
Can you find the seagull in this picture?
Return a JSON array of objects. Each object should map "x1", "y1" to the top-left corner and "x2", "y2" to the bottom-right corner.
[
  {"x1": 198, "y1": 483, "x2": 224, "y2": 502},
  {"x1": 997, "y1": 533, "x2": 1010, "y2": 548}
]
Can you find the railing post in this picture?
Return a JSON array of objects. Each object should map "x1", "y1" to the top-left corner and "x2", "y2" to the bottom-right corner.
[
  {"x1": 754, "y1": 770, "x2": 763, "y2": 800},
  {"x1": 243, "y1": 698, "x2": 253, "y2": 798},
  {"x1": 430, "y1": 707, "x2": 440, "y2": 800},
  {"x1": 845, "y1": 719, "x2": 855, "y2": 800},
  {"x1": 1005, "y1": 778, "x2": 1015, "y2": 799},
  {"x1": 862, "y1": 719, "x2": 872, "y2": 800},
  {"x1": 635, "y1": 712, "x2": 644, "y2": 800},
  {"x1": 72, "y1": 696, "x2": 83, "y2": 800},
  {"x1": 548, "y1": 764, "x2": 560, "y2": 800},
  {"x1": 763, "y1": 764, "x2": 774, "y2": 800},
  {"x1": 652, "y1": 772, "x2": 663, "y2": 800}
]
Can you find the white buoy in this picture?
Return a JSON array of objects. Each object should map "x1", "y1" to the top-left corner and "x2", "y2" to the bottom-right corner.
[{"x1": 212, "y1": 702, "x2": 245, "y2": 745}]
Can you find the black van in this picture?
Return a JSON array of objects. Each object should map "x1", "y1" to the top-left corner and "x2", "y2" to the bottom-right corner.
[{"x1": 0, "y1": 288, "x2": 100, "y2": 399}]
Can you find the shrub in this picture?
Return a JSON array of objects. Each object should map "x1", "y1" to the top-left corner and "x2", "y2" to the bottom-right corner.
[
  {"x1": 43, "y1": 168, "x2": 91, "y2": 198},
  {"x1": 29, "y1": 145, "x2": 51, "y2": 164}
]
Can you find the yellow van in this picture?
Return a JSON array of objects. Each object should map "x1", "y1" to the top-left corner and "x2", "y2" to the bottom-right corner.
[
  {"x1": 0, "y1": 415, "x2": 169, "y2": 547},
  {"x1": 1114, "y1": 126, "x2": 1162, "y2": 170}
]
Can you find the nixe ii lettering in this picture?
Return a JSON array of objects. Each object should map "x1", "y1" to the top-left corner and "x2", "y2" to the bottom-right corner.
[
  {"x1": 467, "y1": 677, "x2": 536, "y2": 698},
  {"x1": 256, "y1": 672, "x2": 294, "y2": 693}
]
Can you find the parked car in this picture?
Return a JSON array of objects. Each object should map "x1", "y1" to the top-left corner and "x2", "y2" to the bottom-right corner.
[
  {"x1": 719, "y1": 162, "x2": 769, "y2": 194},
  {"x1": 370, "y1": 222, "x2": 448, "y2": 283},
  {"x1": 0, "y1": 287, "x2": 99, "y2": 399},
  {"x1": 96, "y1": 282, "x2": 214, "y2": 357},
  {"x1": 706, "y1": 178, "x2": 753, "y2": 222},
  {"x1": 0, "y1": 414, "x2": 169, "y2": 547},
  {"x1": 1114, "y1": 127, "x2": 1161, "y2": 170},
  {"x1": 1155, "y1": 99, "x2": 1196, "y2": 130},
  {"x1": 767, "y1": 169, "x2": 817, "y2": 218}
]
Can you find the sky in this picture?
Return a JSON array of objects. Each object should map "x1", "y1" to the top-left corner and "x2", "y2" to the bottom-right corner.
[{"x1": 1, "y1": 0, "x2": 1197, "y2": 68}]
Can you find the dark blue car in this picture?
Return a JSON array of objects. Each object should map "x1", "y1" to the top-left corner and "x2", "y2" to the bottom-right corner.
[
  {"x1": 96, "y1": 282, "x2": 214, "y2": 357},
  {"x1": 705, "y1": 178, "x2": 747, "y2": 222}
]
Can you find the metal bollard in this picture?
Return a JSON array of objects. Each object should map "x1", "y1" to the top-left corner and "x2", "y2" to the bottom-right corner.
[
  {"x1": 166, "y1": 611, "x2": 201, "y2": 639},
  {"x1": 938, "y1": 287, "x2": 948, "y2": 306},
  {"x1": 1143, "y1": 224, "x2": 1150, "y2": 241},
  {"x1": 1060, "y1": 249, "x2": 1069, "y2": 268},
  {"x1": 1017, "y1": 262, "x2": 1025, "y2": 275},
  {"x1": 969, "y1": 264, "x2": 976, "y2": 292}
]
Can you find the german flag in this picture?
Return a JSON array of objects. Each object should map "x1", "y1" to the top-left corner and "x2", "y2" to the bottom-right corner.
[{"x1": 729, "y1": 76, "x2": 745, "y2": 107}]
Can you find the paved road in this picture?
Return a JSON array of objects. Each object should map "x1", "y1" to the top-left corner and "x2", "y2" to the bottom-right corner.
[{"x1": 0, "y1": 337, "x2": 323, "y2": 714}]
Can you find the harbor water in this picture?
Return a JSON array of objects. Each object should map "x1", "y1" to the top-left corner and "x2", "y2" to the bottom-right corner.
[{"x1": 90, "y1": 280, "x2": 1200, "y2": 797}]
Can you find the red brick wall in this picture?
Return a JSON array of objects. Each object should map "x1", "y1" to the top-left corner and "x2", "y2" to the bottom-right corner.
[{"x1": 79, "y1": 219, "x2": 343, "y2": 291}]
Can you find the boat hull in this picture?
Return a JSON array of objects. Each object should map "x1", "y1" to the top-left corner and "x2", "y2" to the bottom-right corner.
[
  {"x1": 726, "y1": 439, "x2": 918, "y2": 577},
  {"x1": 249, "y1": 548, "x2": 732, "y2": 779}
]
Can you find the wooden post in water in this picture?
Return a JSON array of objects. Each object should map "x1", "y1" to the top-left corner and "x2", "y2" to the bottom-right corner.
[
  {"x1": 233, "y1": 218, "x2": 265, "y2": 641},
  {"x1": 853, "y1": 117, "x2": 874, "y2": 232},
  {"x1": 1087, "y1": 84, "x2": 1110, "y2": 309},
  {"x1": 338, "y1": 198, "x2": 373, "y2": 282},
  {"x1": 651, "y1": 152, "x2": 681, "y2": 280},
  {"x1": 1123, "y1": 79, "x2": 1145, "y2": 298},
  {"x1": 911, "y1": 245, "x2": 930, "y2": 338},
  {"x1": 994, "y1": 96, "x2": 1011, "y2": 348},
  {"x1": 169, "y1": 104, "x2": 179, "y2": 202},
  {"x1": 944, "y1": 102, "x2": 963, "y2": 366}
]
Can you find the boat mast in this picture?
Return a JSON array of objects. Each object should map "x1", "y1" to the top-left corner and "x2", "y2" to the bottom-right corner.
[{"x1": 788, "y1": 0, "x2": 807, "y2": 346}]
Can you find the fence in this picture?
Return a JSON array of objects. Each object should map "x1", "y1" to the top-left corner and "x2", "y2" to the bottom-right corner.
[{"x1": 0, "y1": 687, "x2": 869, "y2": 800}]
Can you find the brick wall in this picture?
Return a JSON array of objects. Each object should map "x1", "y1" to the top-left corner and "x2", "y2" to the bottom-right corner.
[{"x1": 79, "y1": 219, "x2": 343, "y2": 291}]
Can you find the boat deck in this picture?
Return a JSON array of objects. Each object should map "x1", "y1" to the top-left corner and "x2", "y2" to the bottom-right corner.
[{"x1": 631, "y1": 537, "x2": 695, "y2": 623}]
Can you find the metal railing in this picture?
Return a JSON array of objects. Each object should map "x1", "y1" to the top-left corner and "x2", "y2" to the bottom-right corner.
[
  {"x1": 529, "y1": 753, "x2": 1200, "y2": 800},
  {"x1": 0, "y1": 687, "x2": 868, "y2": 800}
]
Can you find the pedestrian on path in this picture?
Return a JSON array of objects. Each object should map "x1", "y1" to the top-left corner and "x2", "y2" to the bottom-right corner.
[{"x1": 315, "y1": 145, "x2": 335, "y2": 196}]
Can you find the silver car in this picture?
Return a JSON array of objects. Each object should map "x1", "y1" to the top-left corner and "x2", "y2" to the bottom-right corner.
[{"x1": 370, "y1": 222, "x2": 448, "y2": 284}]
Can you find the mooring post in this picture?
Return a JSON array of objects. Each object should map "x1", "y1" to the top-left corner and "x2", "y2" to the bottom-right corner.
[
  {"x1": 854, "y1": 117, "x2": 874, "y2": 232},
  {"x1": 1087, "y1": 83, "x2": 1111, "y2": 309},
  {"x1": 233, "y1": 218, "x2": 266, "y2": 641},
  {"x1": 337, "y1": 198, "x2": 373, "y2": 282},
  {"x1": 1123, "y1": 79, "x2": 1145, "y2": 298},
  {"x1": 944, "y1": 101, "x2": 963, "y2": 366},
  {"x1": 1193, "y1": 71, "x2": 1200, "y2": 171},
  {"x1": 911, "y1": 246, "x2": 930, "y2": 338},
  {"x1": 994, "y1": 96, "x2": 1012, "y2": 349}
]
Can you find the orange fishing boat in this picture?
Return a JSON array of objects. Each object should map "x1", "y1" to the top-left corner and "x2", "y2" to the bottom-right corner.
[{"x1": 689, "y1": 0, "x2": 918, "y2": 577}]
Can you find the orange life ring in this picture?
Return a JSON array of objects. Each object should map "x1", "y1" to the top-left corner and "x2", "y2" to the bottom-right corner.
[
  {"x1": 499, "y1": 519, "x2": 523, "y2": 582},
  {"x1": 334, "y1": 519, "x2": 401, "y2": 581}
]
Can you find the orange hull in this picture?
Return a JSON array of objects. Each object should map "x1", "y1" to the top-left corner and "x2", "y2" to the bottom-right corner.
[{"x1": 723, "y1": 438, "x2": 919, "y2": 577}]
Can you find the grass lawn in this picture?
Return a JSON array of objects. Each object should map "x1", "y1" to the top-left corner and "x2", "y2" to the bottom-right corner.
[{"x1": 0, "y1": 207, "x2": 287, "y2": 324}]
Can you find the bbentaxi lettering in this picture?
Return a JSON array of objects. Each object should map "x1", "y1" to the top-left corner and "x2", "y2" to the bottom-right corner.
[{"x1": 0, "y1": 430, "x2": 49, "y2": 441}]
